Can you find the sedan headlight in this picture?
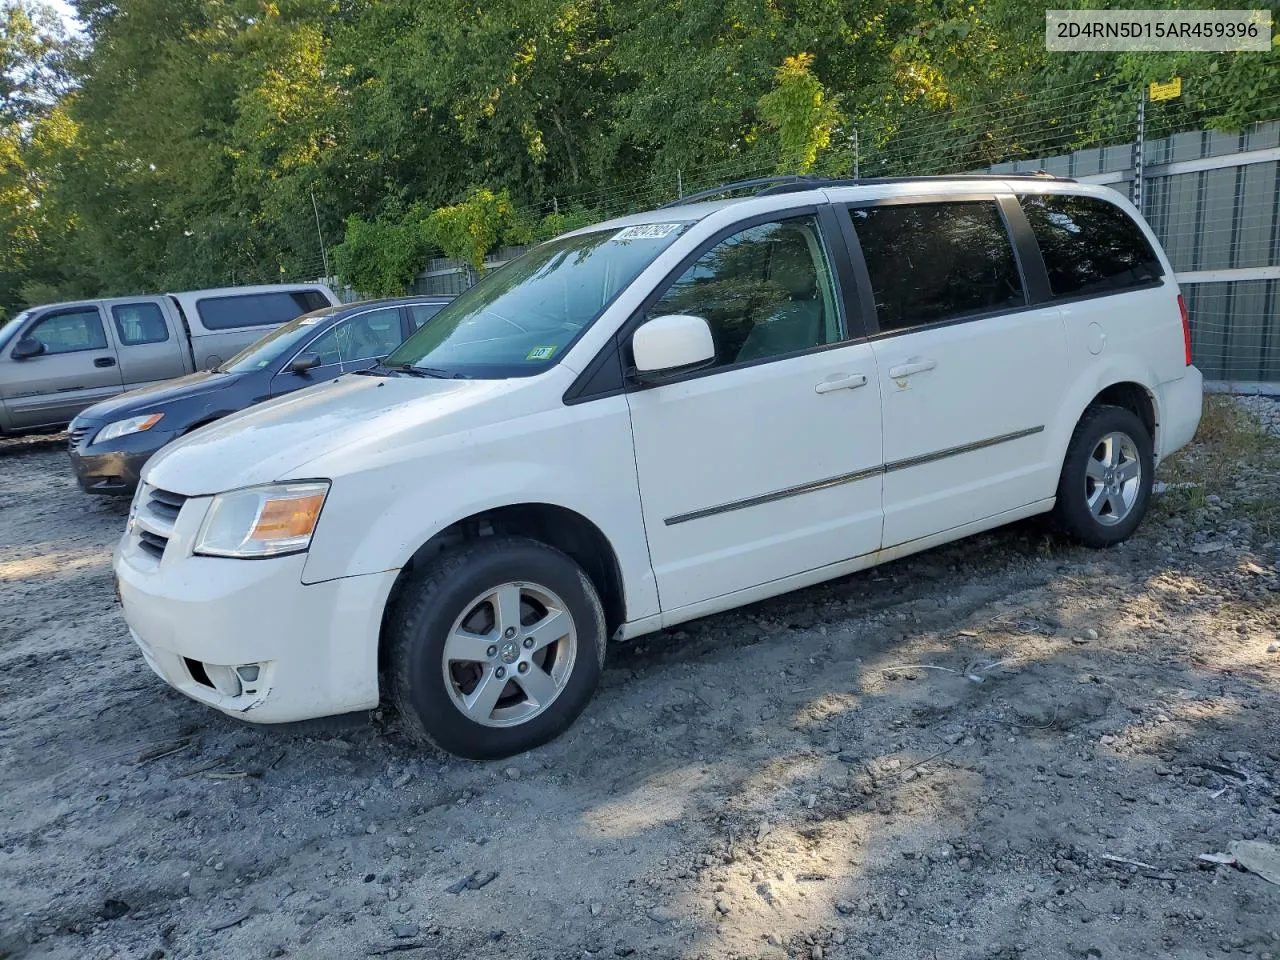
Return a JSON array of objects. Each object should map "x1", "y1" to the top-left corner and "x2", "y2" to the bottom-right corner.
[
  {"x1": 194, "y1": 482, "x2": 330, "y2": 558},
  {"x1": 94, "y1": 413, "x2": 164, "y2": 444}
]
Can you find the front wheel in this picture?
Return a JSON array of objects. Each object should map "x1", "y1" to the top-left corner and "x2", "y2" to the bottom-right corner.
[
  {"x1": 1051, "y1": 404, "x2": 1154, "y2": 548},
  {"x1": 386, "y1": 537, "x2": 606, "y2": 760}
]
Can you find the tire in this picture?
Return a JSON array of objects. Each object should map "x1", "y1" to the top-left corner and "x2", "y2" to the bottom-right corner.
[
  {"x1": 386, "y1": 536, "x2": 606, "y2": 760},
  {"x1": 1051, "y1": 404, "x2": 1154, "y2": 548}
]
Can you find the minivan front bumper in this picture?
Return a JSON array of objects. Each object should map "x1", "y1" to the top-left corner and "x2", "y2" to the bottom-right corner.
[{"x1": 113, "y1": 499, "x2": 396, "y2": 724}]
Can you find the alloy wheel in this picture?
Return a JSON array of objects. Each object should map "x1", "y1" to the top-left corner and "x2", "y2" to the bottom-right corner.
[{"x1": 441, "y1": 581, "x2": 577, "y2": 728}]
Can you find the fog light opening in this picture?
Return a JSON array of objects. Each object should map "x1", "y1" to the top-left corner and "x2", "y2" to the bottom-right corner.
[{"x1": 202, "y1": 663, "x2": 243, "y2": 698}]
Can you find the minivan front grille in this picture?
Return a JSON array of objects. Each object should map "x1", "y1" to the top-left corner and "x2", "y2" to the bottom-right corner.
[
  {"x1": 131, "y1": 485, "x2": 190, "y2": 560},
  {"x1": 146, "y1": 488, "x2": 189, "y2": 524},
  {"x1": 136, "y1": 529, "x2": 169, "y2": 559},
  {"x1": 68, "y1": 426, "x2": 90, "y2": 448}
]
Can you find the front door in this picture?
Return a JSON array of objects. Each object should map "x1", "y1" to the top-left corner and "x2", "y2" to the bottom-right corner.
[
  {"x1": 845, "y1": 197, "x2": 1069, "y2": 547},
  {"x1": 625, "y1": 212, "x2": 884, "y2": 612},
  {"x1": 2, "y1": 305, "x2": 123, "y2": 429}
]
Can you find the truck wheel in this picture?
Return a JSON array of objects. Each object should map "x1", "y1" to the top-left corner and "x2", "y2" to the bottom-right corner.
[
  {"x1": 386, "y1": 536, "x2": 606, "y2": 760},
  {"x1": 1051, "y1": 404, "x2": 1154, "y2": 548}
]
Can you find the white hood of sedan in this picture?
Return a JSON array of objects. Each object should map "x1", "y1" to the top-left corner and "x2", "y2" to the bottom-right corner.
[{"x1": 143, "y1": 372, "x2": 548, "y2": 496}]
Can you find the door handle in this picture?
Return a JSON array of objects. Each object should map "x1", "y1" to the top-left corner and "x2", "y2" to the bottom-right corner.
[
  {"x1": 888, "y1": 359, "x2": 936, "y2": 378},
  {"x1": 94, "y1": 356, "x2": 117, "y2": 368},
  {"x1": 814, "y1": 373, "x2": 868, "y2": 394}
]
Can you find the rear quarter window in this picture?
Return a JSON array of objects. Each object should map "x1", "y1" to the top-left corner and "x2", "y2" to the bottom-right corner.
[
  {"x1": 196, "y1": 291, "x2": 328, "y2": 331},
  {"x1": 1019, "y1": 194, "x2": 1163, "y2": 298}
]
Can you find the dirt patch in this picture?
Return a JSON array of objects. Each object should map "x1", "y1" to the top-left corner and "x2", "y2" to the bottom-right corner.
[{"x1": 2, "y1": 408, "x2": 1278, "y2": 960}]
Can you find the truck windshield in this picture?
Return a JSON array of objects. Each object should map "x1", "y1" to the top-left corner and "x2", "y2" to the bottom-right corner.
[
  {"x1": 218, "y1": 307, "x2": 341, "y2": 373},
  {"x1": 383, "y1": 222, "x2": 691, "y2": 378},
  {"x1": 0, "y1": 311, "x2": 32, "y2": 353}
]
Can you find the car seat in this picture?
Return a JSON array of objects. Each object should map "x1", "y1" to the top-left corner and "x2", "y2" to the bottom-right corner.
[{"x1": 735, "y1": 236, "x2": 824, "y2": 362}]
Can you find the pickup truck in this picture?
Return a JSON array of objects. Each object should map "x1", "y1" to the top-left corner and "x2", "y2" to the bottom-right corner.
[{"x1": 0, "y1": 283, "x2": 338, "y2": 434}]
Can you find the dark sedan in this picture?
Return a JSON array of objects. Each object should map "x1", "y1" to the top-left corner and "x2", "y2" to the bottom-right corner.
[{"x1": 68, "y1": 296, "x2": 451, "y2": 494}]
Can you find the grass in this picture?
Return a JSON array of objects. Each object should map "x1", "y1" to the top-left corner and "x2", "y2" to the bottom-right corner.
[{"x1": 1155, "y1": 394, "x2": 1280, "y2": 534}]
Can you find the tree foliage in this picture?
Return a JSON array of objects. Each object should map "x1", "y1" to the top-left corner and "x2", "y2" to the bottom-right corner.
[
  {"x1": 0, "y1": 0, "x2": 1277, "y2": 310},
  {"x1": 758, "y1": 53, "x2": 844, "y2": 174}
]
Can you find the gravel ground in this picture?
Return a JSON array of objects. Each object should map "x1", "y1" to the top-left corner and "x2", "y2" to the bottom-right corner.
[{"x1": 2, "y1": 406, "x2": 1279, "y2": 960}]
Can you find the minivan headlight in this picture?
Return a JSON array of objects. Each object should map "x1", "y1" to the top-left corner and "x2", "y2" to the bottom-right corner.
[
  {"x1": 95, "y1": 413, "x2": 164, "y2": 444},
  {"x1": 194, "y1": 482, "x2": 329, "y2": 558}
]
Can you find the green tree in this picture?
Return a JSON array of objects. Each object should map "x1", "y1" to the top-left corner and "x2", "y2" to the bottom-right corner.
[
  {"x1": 0, "y1": 1, "x2": 82, "y2": 313},
  {"x1": 758, "y1": 53, "x2": 845, "y2": 174}
]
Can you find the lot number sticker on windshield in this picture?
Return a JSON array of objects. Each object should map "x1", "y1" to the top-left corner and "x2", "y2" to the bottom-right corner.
[
  {"x1": 527, "y1": 345, "x2": 558, "y2": 361},
  {"x1": 614, "y1": 223, "x2": 683, "y2": 242}
]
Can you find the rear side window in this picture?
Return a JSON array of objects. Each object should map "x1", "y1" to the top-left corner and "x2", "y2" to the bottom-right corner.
[
  {"x1": 196, "y1": 291, "x2": 328, "y2": 331},
  {"x1": 1019, "y1": 194, "x2": 1163, "y2": 298},
  {"x1": 850, "y1": 200, "x2": 1025, "y2": 334},
  {"x1": 111, "y1": 302, "x2": 170, "y2": 345},
  {"x1": 409, "y1": 302, "x2": 446, "y2": 330}
]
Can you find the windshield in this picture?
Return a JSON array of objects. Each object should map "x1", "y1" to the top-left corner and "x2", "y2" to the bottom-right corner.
[
  {"x1": 384, "y1": 222, "x2": 691, "y2": 378},
  {"x1": 0, "y1": 310, "x2": 32, "y2": 353},
  {"x1": 218, "y1": 307, "x2": 340, "y2": 373}
]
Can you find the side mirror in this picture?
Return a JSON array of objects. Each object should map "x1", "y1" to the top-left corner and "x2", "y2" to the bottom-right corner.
[
  {"x1": 11, "y1": 337, "x2": 45, "y2": 360},
  {"x1": 287, "y1": 352, "x2": 321, "y2": 374},
  {"x1": 631, "y1": 314, "x2": 715, "y2": 382}
]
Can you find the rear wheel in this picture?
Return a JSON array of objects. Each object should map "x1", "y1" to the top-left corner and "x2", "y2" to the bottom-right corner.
[
  {"x1": 386, "y1": 537, "x2": 606, "y2": 760},
  {"x1": 1051, "y1": 404, "x2": 1153, "y2": 548}
]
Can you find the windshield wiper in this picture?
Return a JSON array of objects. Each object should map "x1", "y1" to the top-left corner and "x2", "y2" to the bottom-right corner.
[{"x1": 366, "y1": 361, "x2": 454, "y2": 379}]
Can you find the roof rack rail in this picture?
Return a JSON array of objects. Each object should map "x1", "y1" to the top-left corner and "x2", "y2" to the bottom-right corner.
[
  {"x1": 663, "y1": 170, "x2": 1076, "y2": 206},
  {"x1": 757, "y1": 171, "x2": 1075, "y2": 196},
  {"x1": 658, "y1": 175, "x2": 825, "y2": 208}
]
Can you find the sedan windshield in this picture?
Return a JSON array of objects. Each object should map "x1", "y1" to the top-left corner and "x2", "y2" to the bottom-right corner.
[
  {"x1": 383, "y1": 222, "x2": 690, "y2": 378},
  {"x1": 218, "y1": 307, "x2": 341, "y2": 373}
]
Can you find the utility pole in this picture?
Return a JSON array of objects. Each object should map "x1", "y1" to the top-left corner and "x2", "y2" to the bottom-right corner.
[
  {"x1": 1133, "y1": 87, "x2": 1145, "y2": 216},
  {"x1": 310, "y1": 188, "x2": 330, "y2": 279},
  {"x1": 677, "y1": 169, "x2": 683, "y2": 199},
  {"x1": 852, "y1": 129, "x2": 860, "y2": 180}
]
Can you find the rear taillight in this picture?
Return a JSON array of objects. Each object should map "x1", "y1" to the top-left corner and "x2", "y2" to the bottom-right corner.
[{"x1": 1177, "y1": 294, "x2": 1192, "y2": 366}]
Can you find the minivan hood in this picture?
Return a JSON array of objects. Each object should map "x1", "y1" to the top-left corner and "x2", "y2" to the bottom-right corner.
[
  {"x1": 73, "y1": 371, "x2": 242, "y2": 424},
  {"x1": 142, "y1": 373, "x2": 530, "y2": 495}
]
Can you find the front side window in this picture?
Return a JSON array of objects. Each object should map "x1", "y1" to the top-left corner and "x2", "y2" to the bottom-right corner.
[
  {"x1": 385, "y1": 222, "x2": 691, "y2": 378},
  {"x1": 850, "y1": 201, "x2": 1025, "y2": 333},
  {"x1": 111, "y1": 302, "x2": 169, "y2": 345},
  {"x1": 335, "y1": 307, "x2": 404, "y2": 361},
  {"x1": 646, "y1": 215, "x2": 841, "y2": 368},
  {"x1": 299, "y1": 325, "x2": 344, "y2": 366},
  {"x1": 197, "y1": 290, "x2": 328, "y2": 331},
  {"x1": 27, "y1": 308, "x2": 109, "y2": 354},
  {"x1": 1020, "y1": 193, "x2": 1163, "y2": 298}
]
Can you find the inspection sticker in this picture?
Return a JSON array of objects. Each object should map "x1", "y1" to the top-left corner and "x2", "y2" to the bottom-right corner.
[
  {"x1": 527, "y1": 345, "x2": 558, "y2": 360},
  {"x1": 614, "y1": 223, "x2": 683, "y2": 242}
]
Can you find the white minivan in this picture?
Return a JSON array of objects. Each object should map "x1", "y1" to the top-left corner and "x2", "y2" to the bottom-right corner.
[{"x1": 114, "y1": 176, "x2": 1203, "y2": 759}]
